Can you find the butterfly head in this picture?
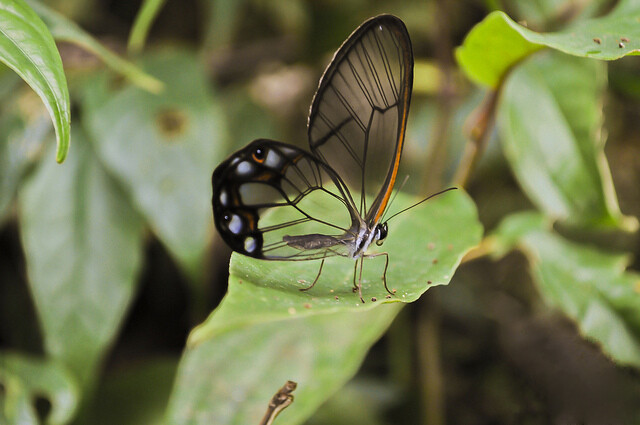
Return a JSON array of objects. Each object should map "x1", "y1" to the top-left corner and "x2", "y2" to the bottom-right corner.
[{"x1": 374, "y1": 222, "x2": 388, "y2": 246}]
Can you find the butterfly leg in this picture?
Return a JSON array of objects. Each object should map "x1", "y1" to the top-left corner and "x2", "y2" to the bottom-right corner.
[
  {"x1": 357, "y1": 257, "x2": 365, "y2": 303},
  {"x1": 365, "y1": 252, "x2": 392, "y2": 295},
  {"x1": 352, "y1": 260, "x2": 359, "y2": 292},
  {"x1": 299, "y1": 257, "x2": 325, "y2": 291}
]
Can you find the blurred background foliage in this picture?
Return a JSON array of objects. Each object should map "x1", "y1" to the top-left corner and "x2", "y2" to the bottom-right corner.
[{"x1": 1, "y1": 0, "x2": 640, "y2": 424}]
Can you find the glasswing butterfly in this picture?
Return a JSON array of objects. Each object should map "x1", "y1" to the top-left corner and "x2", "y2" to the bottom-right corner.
[{"x1": 212, "y1": 15, "x2": 453, "y2": 302}]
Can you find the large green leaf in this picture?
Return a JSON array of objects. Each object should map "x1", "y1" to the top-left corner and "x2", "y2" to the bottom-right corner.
[
  {"x1": 166, "y1": 190, "x2": 481, "y2": 424},
  {"x1": 0, "y1": 351, "x2": 79, "y2": 425},
  {"x1": 0, "y1": 91, "x2": 50, "y2": 222},
  {"x1": 83, "y1": 51, "x2": 228, "y2": 277},
  {"x1": 166, "y1": 304, "x2": 402, "y2": 425},
  {"x1": 18, "y1": 131, "x2": 145, "y2": 387},
  {"x1": 26, "y1": 0, "x2": 163, "y2": 93},
  {"x1": 0, "y1": 0, "x2": 70, "y2": 162},
  {"x1": 456, "y1": 0, "x2": 640, "y2": 88},
  {"x1": 189, "y1": 190, "x2": 482, "y2": 344},
  {"x1": 492, "y1": 212, "x2": 640, "y2": 368},
  {"x1": 497, "y1": 52, "x2": 635, "y2": 230}
]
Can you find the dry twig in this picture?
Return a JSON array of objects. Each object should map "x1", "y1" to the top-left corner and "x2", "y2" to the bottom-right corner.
[{"x1": 259, "y1": 380, "x2": 298, "y2": 425}]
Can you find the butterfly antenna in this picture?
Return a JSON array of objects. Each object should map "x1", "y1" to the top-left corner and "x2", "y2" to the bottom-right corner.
[
  {"x1": 381, "y1": 175, "x2": 410, "y2": 222},
  {"x1": 385, "y1": 187, "x2": 458, "y2": 223}
]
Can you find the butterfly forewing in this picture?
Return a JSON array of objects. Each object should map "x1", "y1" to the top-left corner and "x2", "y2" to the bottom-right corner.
[
  {"x1": 212, "y1": 140, "x2": 357, "y2": 260},
  {"x1": 307, "y1": 15, "x2": 413, "y2": 224}
]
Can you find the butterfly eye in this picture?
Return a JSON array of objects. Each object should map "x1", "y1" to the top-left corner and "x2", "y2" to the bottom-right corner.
[
  {"x1": 252, "y1": 147, "x2": 266, "y2": 163},
  {"x1": 375, "y1": 223, "x2": 388, "y2": 246}
]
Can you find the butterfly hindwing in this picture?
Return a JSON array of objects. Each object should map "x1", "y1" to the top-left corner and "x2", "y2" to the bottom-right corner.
[
  {"x1": 307, "y1": 15, "x2": 413, "y2": 225},
  {"x1": 212, "y1": 139, "x2": 358, "y2": 260}
]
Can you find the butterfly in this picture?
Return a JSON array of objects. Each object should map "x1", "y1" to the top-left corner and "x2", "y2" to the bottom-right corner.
[{"x1": 212, "y1": 15, "x2": 452, "y2": 302}]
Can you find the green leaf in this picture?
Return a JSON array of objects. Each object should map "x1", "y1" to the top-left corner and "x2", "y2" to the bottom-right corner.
[
  {"x1": 83, "y1": 50, "x2": 228, "y2": 277},
  {"x1": 128, "y1": 0, "x2": 167, "y2": 54},
  {"x1": 0, "y1": 91, "x2": 50, "y2": 222},
  {"x1": 166, "y1": 304, "x2": 402, "y2": 425},
  {"x1": 18, "y1": 131, "x2": 145, "y2": 387},
  {"x1": 456, "y1": 0, "x2": 640, "y2": 88},
  {"x1": 0, "y1": 0, "x2": 70, "y2": 162},
  {"x1": 497, "y1": 52, "x2": 636, "y2": 230},
  {"x1": 26, "y1": 0, "x2": 163, "y2": 93},
  {"x1": 167, "y1": 190, "x2": 480, "y2": 424},
  {"x1": 492, "y1": 212, "x2": 640, "y2": 368},
  {"x1": 189, "y1": 190, "x2": 482, "y2": 344},
  {"x1": 0, "y1": 351, "x2": 79, "y2": 425}
]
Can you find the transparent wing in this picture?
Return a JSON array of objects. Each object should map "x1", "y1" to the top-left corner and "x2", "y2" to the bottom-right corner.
[
  {"x1": 308, "y1": 14, "x2": 413, "y2": 226},
  {"x1": 212, "y1": 140, "x2": 359, "y2": 260}
]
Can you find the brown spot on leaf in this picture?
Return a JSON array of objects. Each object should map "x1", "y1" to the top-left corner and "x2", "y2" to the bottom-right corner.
[
  {"x1": 593, "y1": 37, "x2": 601, "y2": 44},
  {"x1": 156, "y1": 108, "x2": 188, "y2": 138}
]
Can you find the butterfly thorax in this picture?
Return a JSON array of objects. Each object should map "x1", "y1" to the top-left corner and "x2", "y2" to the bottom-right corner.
[{"x1": 348, "y1": 221, "x2": 388, "y2": 259}]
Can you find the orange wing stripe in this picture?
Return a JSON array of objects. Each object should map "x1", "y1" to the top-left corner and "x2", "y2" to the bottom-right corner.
[{"x1": 373, "y1": 44, "x2": 412, "y2": 223}]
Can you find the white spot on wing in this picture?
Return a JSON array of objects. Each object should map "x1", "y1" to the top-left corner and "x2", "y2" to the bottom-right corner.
[
  {"x1": 244, "y1": 236, "x2": 257, "y2": 253},
  {"x1": 236, "y1": 161, "x2": 253, "y2": 175},
  {"x1": 279, "y1": 146, "x2": 297, "y2": 156},
  {"x1": 265, "y1": 150, "x2": 282, "y2": 168},
  {"x1": 228, "y1": 214, "x2": 242, "y2": 234},
  {"x1": 219, "y1": 189, "x2": 228, "y2": 206}
]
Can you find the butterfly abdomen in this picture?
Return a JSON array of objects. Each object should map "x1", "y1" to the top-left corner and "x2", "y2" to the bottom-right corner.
[{"x1": 283, "y1": 234, "x2": 342, "y2": 250}]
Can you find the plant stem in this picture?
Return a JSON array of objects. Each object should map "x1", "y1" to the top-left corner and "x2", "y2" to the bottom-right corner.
[
  {"x1": 452, "y1": 86, "x2": 502, "y2": 188},
  {"x1": 417, "y1": 0, "x2": 452, "y2": 424},
  {"x1": 418, "y1": 291, "x2": 444, "y2": 425}
]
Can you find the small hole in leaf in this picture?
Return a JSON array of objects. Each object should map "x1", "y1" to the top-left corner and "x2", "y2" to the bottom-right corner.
[{"x1": 156, "y1": 108, "x2": 188, "y2": 139}]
